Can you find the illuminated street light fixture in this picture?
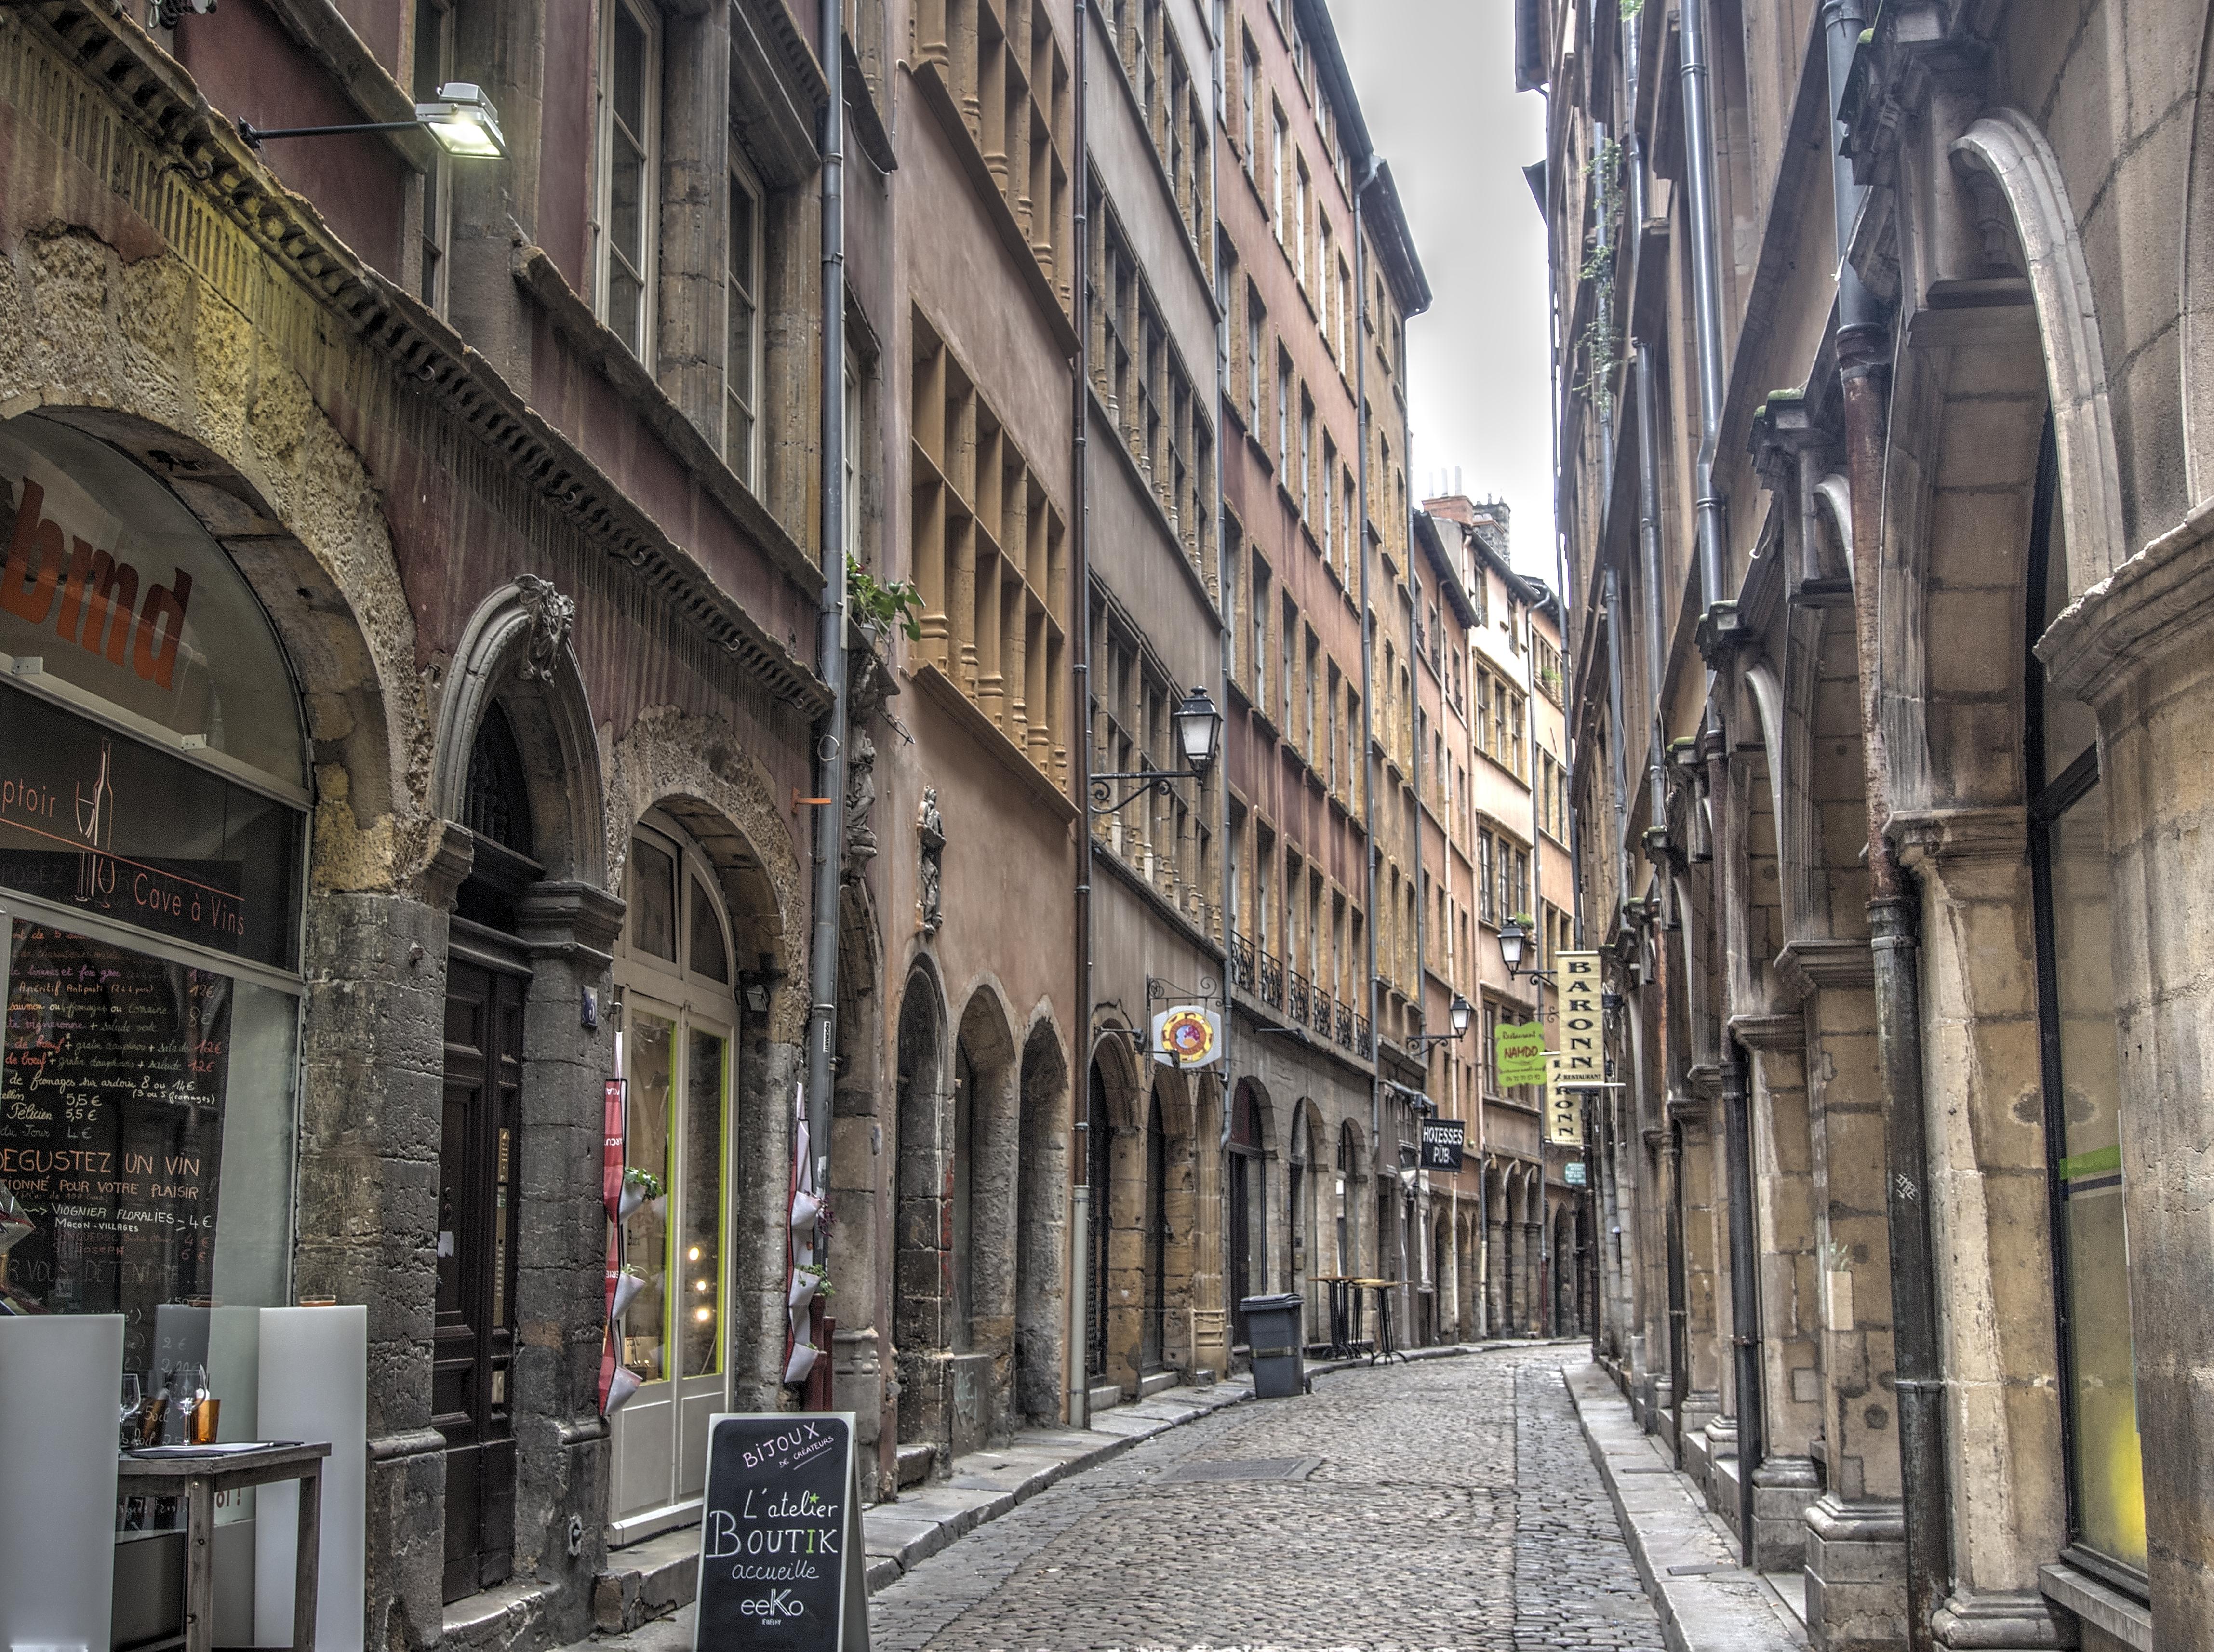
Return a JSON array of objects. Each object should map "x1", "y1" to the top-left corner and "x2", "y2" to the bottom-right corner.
[
  {"x1": 1090, "y1": 687, "x2": 1223, "y2": 814},
  {"x1": 238, "y1": 82, "x2": 507, "y2": 159}
]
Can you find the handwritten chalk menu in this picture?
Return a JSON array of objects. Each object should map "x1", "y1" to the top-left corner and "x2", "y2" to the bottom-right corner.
[
  {"x1": 694, "y1": 1413, "x2": 869, "y2": 1652},
  {"x1": 0, "y1": 923, "x2": 229, "y2": 1374}
]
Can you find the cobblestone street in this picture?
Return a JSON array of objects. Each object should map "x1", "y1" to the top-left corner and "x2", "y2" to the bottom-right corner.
[{"x1": 869, "y1": 1346, "x2": 1664, "y2": 1652}]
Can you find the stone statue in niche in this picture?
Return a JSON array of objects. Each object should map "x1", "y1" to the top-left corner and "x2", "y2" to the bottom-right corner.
[
  {"x1": 513, "y1": 574, "x2": 575, "y2": 683},
  {"x1": 917, "y1": 788, "x2": 945, "y2": 935},
  {"x1": 844, "y1": 730, "x2": 878, "y2": 878}
]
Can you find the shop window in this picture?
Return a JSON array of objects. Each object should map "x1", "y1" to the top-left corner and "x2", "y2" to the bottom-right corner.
[
  {"x1": 0, "y1": 413, "x2": 307, "y2": 1392},
  {"x1": 609, "y1": 817, "x2": 739, "y2": 1543},
  {"x1": 2027, "y1": 419, "x2": 2144, "y2": 1581}
]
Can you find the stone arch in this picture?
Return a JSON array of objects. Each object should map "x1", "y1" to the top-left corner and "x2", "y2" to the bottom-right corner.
[
  {"x1": 434, "y1": 578, "x2": 607, "y2": 889},
  {"x1": 1014, "y1": 1017, "x2": 1069, "y2": 1424},
  {"x1": 1227, "y1": 1077, "x2": 1274, "y2": 1342},
  {"x1": 1283, "y1": 1100, "x2": 1320, "y2": 1337},
  {"x1": 607, "y1": 709, "x2": 805, "y2": 1038},
  {"x1": 1779, "y1": 593, "x2": 1871, "y2": 948},
  {"x1": 1950, "y1": 109, "x2": 2129, "y2": 592},
  {"x1": 1334, "y1": 1117, "x2": 1368, "y2": 1278},
  {"x1": 944, "y1": 983, "x2": 1029, "y2": 1440},
  {"x1": 893, "y1": 961, "x2": 949, "y2": 1451}
]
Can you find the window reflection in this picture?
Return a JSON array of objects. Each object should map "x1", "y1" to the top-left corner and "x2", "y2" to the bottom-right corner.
[
  {"x1": 681, "y1": 1029, "x2": 725, "y2": 1378},
  {"x1": 621, "y1": 1010, "x2": 673, "y2": 1381},
  {"x1": 2049, "y1": 787, "x2": 2144, "y2": 1570}
]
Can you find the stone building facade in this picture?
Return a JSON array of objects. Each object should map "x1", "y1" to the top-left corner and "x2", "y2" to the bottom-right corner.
[
  {"x1": 1215, "y1": 0, "x2": 1433, "y2": 1360},
  {"x1": 1414, "y1": 498, "x2": 1584, "y2": 1348},
  {"x1": 0, "y1": 0, "x2": 1462, "y2": 1646},
  {"x1": 0, "y1": 0, "x2": 842, "y2": 1644},
  {"x1": 1540, "y1": 2, "x2": 2214, "y2": 1649}
]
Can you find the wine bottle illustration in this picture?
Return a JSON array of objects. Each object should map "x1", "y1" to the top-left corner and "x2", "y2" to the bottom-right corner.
[{"x1": 74, "y1": 738, "x2": 115, "y2": 902}]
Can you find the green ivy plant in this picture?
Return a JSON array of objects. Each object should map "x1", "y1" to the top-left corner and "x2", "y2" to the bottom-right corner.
[{"x1": 849, "y1": 558, "x2": 925, "y2": 641}]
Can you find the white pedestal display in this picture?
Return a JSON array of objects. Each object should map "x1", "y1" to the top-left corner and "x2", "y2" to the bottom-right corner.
[
  {"x1": 254, "y1": 1306, "x2": 366, "y2": 1652},
  {"x1": 0, "y1": 1314, "x2": 122, "y2": 1652}
]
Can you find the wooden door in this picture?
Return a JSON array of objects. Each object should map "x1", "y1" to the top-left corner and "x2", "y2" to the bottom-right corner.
[{"x1": 436, "y1": 959, "x2": 524, "y2": 1603}]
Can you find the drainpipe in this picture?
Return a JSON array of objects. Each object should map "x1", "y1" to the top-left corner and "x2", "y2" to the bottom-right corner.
[
  {"x1": 1677, "y1": 0, "x2": 1729, "y2": 623},
  {"x1": 1355, "y1": 154, "x2": 1382, "y2": 1203},
  {"x1": 1408, "y1": 563, "x2": 1424, "y2": 1345},
  {"x1": 1821, "y1": 4, "x2": 1948, "y2": 1643},
  {"x1": 802, "y1": 0, "x2": 849, "y2": 1355},
  {"x1": 1068, "y1": 0, "x2": 1093, "y2": 1431}
]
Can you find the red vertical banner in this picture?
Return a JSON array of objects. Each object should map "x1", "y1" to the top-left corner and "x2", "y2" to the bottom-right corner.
[{"x1": 601, "y1": 1078, "x2": 627, "y2": 1217}]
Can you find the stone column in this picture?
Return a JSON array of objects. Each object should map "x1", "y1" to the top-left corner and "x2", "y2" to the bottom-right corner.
[
  {"x1": 511, "y1": 879, "x2": 628, "y2": 1586},
  {"x1": 1676, "y1": 1102, "x2": 1724, "y2": 1487},
  {"x1": 1781, "y1": 940, "x2": 1905, "y2": 1652},
  {"x1": 1890, "y1": 812, "x2": 2074, "y2": 1651},
  {"x1": 298, "y1": 828, "x2": 469, "y2": 1645}
]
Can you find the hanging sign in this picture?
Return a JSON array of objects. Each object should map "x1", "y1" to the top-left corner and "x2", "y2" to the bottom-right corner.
[
  {"x1": 1151, "y1": 1005, "x2": 1221, "y2": 1069},
  {"x1": 1494, "y1": 1021, "x2": 1547, "y2": 1087},
  {"x1": 1553, "y1": 951, "x2": 1606, "y2": 1090},
  {"x1": 694, "y1": 1412, "x2": 869, "y2": 1651},
  {"x1": 1544, "y1": 1082, "x2": 1584, "y2": 1146},
  {"x1": 1419, "y1": 1117, "x2": 1466, "y2": 1172}
]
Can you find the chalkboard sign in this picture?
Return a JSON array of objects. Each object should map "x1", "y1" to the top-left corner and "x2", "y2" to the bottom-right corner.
[
  {"x1": 694, "y1": 1412, "x2": 868, "y2": 1652},
  {"x1": 0, "y1": 924, "x2": 229, "y2": 1372}
]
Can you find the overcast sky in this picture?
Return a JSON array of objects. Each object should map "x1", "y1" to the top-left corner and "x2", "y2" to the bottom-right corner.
[{"x1": 1337, "y1": 2, "x2": 1556, "y2": 581}]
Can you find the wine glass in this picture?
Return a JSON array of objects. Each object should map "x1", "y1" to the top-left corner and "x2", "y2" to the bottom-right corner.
[
  {"x1": 118, "y1": 1372, "x2": 142, "y2": 1450},
  {"x1": 174, "y1": 1364, "x2": 207, "y2": 1443}
]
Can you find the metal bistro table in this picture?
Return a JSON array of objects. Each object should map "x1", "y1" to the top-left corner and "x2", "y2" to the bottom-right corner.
[
  {"x1": 1311, "y1": 1275, "x2": 1364, "y2": 1360},
  {"x1": 1348, "y1": 1279, "x2": 1407, "y2": 1364},
  {"x1": 118, "y1": 1440, "x2": 331, "y2": 1652}
]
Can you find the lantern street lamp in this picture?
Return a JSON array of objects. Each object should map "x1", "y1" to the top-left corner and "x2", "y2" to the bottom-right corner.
[
  {"x1": 1407, "y1": 992, "x2": 1475, "y2": 1052},
  {"x1": 238, "y1": 82, "x2": 508, "y2": 158},
  {"x1": 1090, "y1": 687, "x2": 1223, "y2": 814},
  {"x1": 1497, "y1": 916, "x2": 1557, "y2": 983}
]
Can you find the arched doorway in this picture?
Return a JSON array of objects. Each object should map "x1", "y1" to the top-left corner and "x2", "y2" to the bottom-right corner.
[
  {"x1": 1086, "y1": 1054, "x2": 1112, "y2": 1383},
  {"x1": 893, "y1": 971, "x2": 945, "y2": 1451},
  {"x1": 607, "y1": 811, "x2": 744, "y2": 1544},
  {"x1": 1014, "y1": 1022, "x2": 1067, "y2": 1424},
  {"x1": 1228, "y1": 1080, "x2": 1269, "y2": 1346},
  {"x1": 1142, "y1": 1088, "x2": 1168, "y2": 1374},
  {"x1": 0, "y1": 411, "x2": 319, "y2": 1588}
]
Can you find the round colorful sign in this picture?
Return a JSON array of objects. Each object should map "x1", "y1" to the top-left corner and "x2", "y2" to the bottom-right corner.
[{"x1": 1159, "y1": 1006, "x2": 1217, "y2": 1067}]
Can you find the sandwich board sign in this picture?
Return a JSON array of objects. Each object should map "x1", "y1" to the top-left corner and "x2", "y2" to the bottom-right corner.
[{"x1": 694, "y1": 1412, "x2": 869, "y2": 1650}]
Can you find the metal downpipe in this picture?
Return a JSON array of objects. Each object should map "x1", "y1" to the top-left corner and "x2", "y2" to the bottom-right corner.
[
  {"x1": 802, "y1": 0, "x2": 849, "y2": 1366},
  {"x1": 1067, "y1": 0, "x2": 1093, "y2": 1432},
  {"x1": 1356, "y1": 154, "x2": 1382, "y2": 1188},
  {"x1": 1676, "y1": 0, "x2": 1729, "y2": 618},
  {"x1": 1820, "y1": 3, "x2": 1950, "y2": 1640}
]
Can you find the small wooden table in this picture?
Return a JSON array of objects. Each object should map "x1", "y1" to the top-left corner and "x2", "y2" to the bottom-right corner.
[{"x1": 117, "y1": 1441, "x2": 330, "y2": 1652}]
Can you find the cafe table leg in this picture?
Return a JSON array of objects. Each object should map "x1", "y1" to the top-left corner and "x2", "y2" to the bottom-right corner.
[
  {"x1": 294, "y1": 1461, "x2": 323, "y2": 1652},
  {"x1": 185, "y1": 1477, "x2": 216, "y2": 1652}
]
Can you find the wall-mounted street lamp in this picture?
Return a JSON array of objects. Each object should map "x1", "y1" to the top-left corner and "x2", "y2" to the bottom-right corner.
[
  {"x1": 1497, "y1": 917, "x2": 1556, "y2": 984},
  {"x1": 1089, "y1": 687, "x2": 1222, "y2": 814},
  {"x1": 238, "y1": 81, "x2": 508, "y2": 158},
  {"x1": 1405, "y1": 992, "x2": 1474, "y2": 1052}
]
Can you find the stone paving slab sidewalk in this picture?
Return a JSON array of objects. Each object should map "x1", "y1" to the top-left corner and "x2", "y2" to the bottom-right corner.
[
  {"x1": 1564, "y1": 1362, "x2": 1806, "y2": 1652},
  {"x1": 581, "y1": 1339, "x2": 1517, "y2": 1648}
]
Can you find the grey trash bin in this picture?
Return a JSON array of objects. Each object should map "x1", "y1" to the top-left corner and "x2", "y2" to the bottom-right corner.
[{"x1": 1240, "y1": 1292, "x2": 1307, "y2": 1399}]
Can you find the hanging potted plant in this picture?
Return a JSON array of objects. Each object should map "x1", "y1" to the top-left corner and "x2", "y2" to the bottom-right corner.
[
  {"x1": 611, "y1": 1264, "x2": 648, "y2": 1320},
  {"x1": 783, "y1": 1340, "x2": 821, "y2": 1386},
  {"x1": 616, "y1": 1167, "x2": 665, "y2": 1221},
  {"x1": 789, "y1": 1263, "x2": 826, "y2": 1312}
]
